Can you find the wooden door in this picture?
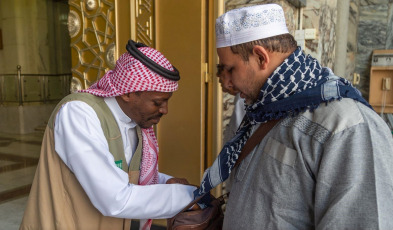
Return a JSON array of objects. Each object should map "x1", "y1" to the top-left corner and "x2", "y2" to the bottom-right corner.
[{"x1": 155, "y1": 0, "x2": 222, "y2": 185}]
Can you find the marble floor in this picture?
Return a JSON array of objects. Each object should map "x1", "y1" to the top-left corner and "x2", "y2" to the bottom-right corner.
[
  {"x1": 0, "y1": 132, "x2": 42, "y2": 230},
  {"x1": 0, "y1": 131, "x2": 165, "y2": 230}
]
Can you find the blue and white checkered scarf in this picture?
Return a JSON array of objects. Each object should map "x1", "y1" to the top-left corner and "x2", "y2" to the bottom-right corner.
[{"x1": 194, "y1": 47, "x2": 371, "y2": 201}]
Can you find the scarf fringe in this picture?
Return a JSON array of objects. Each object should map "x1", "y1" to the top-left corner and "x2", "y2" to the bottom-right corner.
[
  {"x1": 251, "y1": 99, "x2": 334, "y2": 122},
  {"x1": 251, "y1": 93, "x2": 371, "y2": 124}
]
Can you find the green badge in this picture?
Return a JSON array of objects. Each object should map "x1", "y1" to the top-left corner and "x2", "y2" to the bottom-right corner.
[{"x1": 115, "y1": 160, "x2": 123, "y2": 169}]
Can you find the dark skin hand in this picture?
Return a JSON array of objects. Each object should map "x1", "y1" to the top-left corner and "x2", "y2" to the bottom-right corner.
[
  {"x1": 166, "y1": 178, "x2": 190, "y2": 185},
  {"x1": 166, "y1": 178, "x2": 201, "y2": 210}
]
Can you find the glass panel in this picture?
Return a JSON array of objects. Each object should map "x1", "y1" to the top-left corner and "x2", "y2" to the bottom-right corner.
[
  {"x1": 23, "y1": 76, "x2": 42, "y2": 102},
  {"x1": 2, "y1": 75, "x2": 19, "y2": 102},
  {"x1": 47, "y1": 76, "x2": 67, "y2": 101}
]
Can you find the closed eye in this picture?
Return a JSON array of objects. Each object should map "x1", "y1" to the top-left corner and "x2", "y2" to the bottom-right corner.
[{"x1": 153, "y1": 99, "x2": 169, "y2": 107}]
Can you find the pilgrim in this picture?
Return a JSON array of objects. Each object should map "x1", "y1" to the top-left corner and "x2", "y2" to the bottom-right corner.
[{"x1": 196, "y1": 4, "x2": 393, "y2": 229}]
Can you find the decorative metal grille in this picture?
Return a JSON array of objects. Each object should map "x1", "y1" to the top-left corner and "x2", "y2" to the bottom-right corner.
[{"x1": 68, "y1": 0, "x2": 116, "y2": 89}]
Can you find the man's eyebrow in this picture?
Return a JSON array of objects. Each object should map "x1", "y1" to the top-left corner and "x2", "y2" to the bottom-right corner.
[
  {"x1": 216, "y1": 64, "x2": 225, "y2": 76},
  {"x1": 153, "y1": 97, "x2": 169, "y2": 103}
]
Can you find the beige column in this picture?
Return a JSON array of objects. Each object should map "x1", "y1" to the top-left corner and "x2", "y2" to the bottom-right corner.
[{"x1": 334, "y1": 0, "x2": 350, "y2": 78}]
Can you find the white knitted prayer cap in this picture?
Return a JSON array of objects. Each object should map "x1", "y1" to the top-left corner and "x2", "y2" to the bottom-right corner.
[{"x1": 216, "y1": 4, "x2": 289, "y2": 48}]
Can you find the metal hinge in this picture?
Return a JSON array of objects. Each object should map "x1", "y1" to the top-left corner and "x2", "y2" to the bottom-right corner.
[{"x1": 203, "y1": 62, "x2": 211, "y2": 83}]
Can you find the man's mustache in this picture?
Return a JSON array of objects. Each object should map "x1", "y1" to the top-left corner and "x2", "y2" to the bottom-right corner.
[{"x1": 150, "y1": 114, "x2": 163, "y2": 120}]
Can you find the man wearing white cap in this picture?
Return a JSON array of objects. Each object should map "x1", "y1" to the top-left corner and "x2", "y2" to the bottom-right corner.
[
  {"x1": 194, "y1": 4, "x2": 393, "y2": 229},
  {"x1": 20, "y1": 41, "x2": 196, "y2": 230}
]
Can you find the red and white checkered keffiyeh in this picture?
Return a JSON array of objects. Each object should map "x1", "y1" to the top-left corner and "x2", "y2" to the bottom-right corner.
[
  {"x1": 81, "y1": 47, "x2": 178, "y2": 230},
  {"x1": 81, "y1": 47, "x2": 178, "y2": 97}
]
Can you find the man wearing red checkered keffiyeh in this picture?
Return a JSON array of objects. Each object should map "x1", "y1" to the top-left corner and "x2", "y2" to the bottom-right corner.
[{"x1": 20, "y1": 41, "x2": 197, "y2": 230}]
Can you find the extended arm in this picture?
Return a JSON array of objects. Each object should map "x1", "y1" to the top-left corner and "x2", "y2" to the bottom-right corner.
[{"x1": 54, "y1": 101, "x2": 195, "y2": 219}]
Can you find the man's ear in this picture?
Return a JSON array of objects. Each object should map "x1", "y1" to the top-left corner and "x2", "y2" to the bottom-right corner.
[
  {"x1": 119, "y1": 93, "x2": 132, "y2": 102},
  {"x1": 253, "y1": 46, "x2": 270, "y2": 69}
]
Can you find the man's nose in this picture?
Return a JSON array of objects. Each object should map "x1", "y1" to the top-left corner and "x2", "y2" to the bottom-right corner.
[
  {"x1": 223, "y1": 78, "x2": 234, "y2": 90},
  {"x1": 159, "y1": 103, "x2": 168, "y2": 115},
  {"x1": 221, "y1": 74, "x2": 235, "y2": 91}
]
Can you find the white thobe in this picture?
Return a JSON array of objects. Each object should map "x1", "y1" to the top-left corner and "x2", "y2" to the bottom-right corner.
[{"x1": 54, "y1": 97, "x2": 195, "y2": 220}]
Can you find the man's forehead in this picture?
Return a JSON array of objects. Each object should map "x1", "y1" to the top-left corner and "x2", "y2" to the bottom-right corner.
[
  {"x1": 217, "y1": 57, "x2": 229, "y2": 67},
  {"x1": 138, "y1": 91, "x2": 172, "y2": 99},
  {"x1": 217, "y1": 47, "x2": 235, "y2": 62}
]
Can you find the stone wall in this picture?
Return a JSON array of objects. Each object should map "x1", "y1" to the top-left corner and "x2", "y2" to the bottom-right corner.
[
  {"x1": 302, "y1": 0, "x2": 337, "y2": 69},
  {"x1": 0, "y1": 0, "x2": 71, "y2": 75},
  {"x1": 0, "y1": 4, "x2": 3, "y2": 72},
  {"x1": 0, "y1": 0, "x2": 51, "y2": 74},
  {"x1": 355, "y1": 0, "x2": 393, "y2": 98},
  {"x1": 347, "y1": 0, "x2": 360, "y2": 83}
]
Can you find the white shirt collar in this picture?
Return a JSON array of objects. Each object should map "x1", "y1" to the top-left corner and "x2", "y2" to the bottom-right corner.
[{"x1": 104, "y1": 97, "x2": 137, "y2": 128}]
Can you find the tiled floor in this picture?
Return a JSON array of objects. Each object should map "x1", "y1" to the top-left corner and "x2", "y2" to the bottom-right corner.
[
  {"x1": 0, "y1": 132, "x2": 42, "y2": 230},
  {"x1": 0, "y1": 131, "x2": 166, "y2": 230}
]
